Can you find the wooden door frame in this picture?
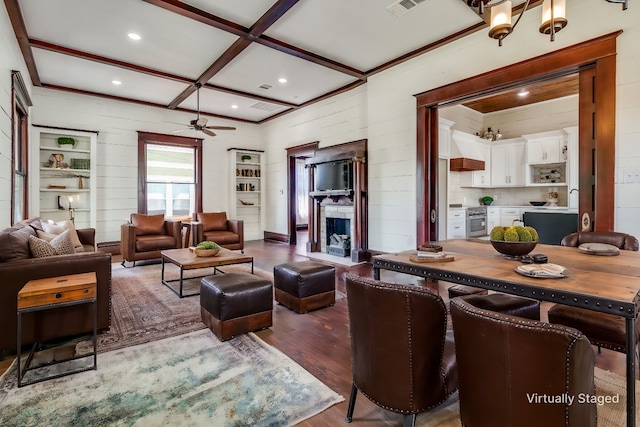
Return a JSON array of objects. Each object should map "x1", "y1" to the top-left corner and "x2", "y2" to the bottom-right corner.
[
  {"x1": 286, "y1": 142, "x2": 319, "y2": 245},
  {"x1": 415, "y1": 31, "x2": 621, "y2": 243}
]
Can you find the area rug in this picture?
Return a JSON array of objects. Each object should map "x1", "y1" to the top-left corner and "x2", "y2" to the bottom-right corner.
[
  {"x1": 94, "y1": 262, "x2": 273, "y2": 353},
  {"x1": 415, "y1": 367, "x2": 639, "y2": 426},
  {"x1": 0, "y1": 328, "x2": 344, "y2": 426}
]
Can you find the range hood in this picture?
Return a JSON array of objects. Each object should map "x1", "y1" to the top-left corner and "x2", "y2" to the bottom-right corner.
[{"x1": 449, "y1": 130, "x2": 486, "y2": 172}]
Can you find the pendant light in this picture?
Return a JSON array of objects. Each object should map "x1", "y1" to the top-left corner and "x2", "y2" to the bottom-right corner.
[{"x1": 539, "y1": 0, "x2": 568, "y2": 42}]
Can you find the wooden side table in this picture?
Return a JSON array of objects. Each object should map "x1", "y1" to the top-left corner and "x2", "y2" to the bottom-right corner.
[{"x1": 17, "y1": 272, "x2": 98, "y2": 387}]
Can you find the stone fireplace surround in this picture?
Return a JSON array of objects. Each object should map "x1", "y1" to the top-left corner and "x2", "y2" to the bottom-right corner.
[{"x1": 321, "y1": 205, "x2": 355, "y2": 256}]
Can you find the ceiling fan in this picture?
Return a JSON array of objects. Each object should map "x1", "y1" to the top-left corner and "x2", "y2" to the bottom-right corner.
[{"x1": 173, "y1": 83, "x2": 236, "y2": 137}]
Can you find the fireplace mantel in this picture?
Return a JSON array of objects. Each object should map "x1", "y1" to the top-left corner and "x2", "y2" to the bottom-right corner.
[{"x1": 305, "y1": 140, "x2": 368, "y2": 262}]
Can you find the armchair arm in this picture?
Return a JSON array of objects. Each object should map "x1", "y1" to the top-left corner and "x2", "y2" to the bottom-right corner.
[
  {"x1": 77, "y1": 228, "x2": 96, "y2": 248},
  {"x1": 164, "y1": 220, "x2": 183, "y2": 249},
  {"x1": 120, "y1": 223, "x2": 137, "y2": 261},
  {"x1": 227, "y1": 219, "x2": 244, "y2": 251}
]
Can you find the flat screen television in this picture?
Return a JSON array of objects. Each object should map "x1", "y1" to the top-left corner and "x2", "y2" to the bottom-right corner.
[{"x1": 315, "y1": 160, "x2": 353, "y2": 191}]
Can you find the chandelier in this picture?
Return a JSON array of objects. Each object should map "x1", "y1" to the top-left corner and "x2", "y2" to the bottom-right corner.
[{"x1": 467, "y1": 0, "x2": 629, "y2": 47}]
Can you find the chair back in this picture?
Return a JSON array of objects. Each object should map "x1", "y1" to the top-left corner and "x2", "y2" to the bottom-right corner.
[
  {"x1": 130, "y1": 213, "x2": 167, "y2": 235},
  {"x1": 561, "y1": 231, "x2": 639, "y2": 251},
  {"x1": 345, "y1": 274, "x2": 456, "y2": 414},
  {"x1": 450, "y1": 295, "x2": 596, "y2": 427}
]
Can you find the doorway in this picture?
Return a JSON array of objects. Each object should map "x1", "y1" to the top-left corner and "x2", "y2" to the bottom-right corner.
[{"x1": 286, "y1": 142, "x2": 319, "y2": 245}]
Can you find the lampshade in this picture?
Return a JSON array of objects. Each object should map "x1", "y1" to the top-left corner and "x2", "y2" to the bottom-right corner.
[
  {"x1": 489, "y1": 1, "x2": 513, "y2": 44},
  {"x1": 540, "y1": 0, "x2": 568, "y2": 35}
]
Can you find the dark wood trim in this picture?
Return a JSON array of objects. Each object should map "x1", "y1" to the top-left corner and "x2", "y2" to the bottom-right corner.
[
  {"x1": 40, "y1": 84, "x2": 257, "y2": 124},
  {"x1": 33, "y1": 124, "x2": 99, "y2": 134},
  {"x1": 415, "y1": 32, "x2": 621, "y2": 245},
  {"x1": 4, "y1": 0, "x2": 40, "y2": 86},
  {"x1": 203, "y1": 83, "x2": 297, "y2": 108},
  {"x1": 579, "y1": 67, "x2": 596, "y2": 232},
  {"x1": 226, "y1": 148, "x2": 265, "y2": 153},
  {"x1": 10, "y1": 70, "x2": 31, "y2": 224},
  {"x1": 263, "y1": 231, "x2": 290, "y2": 243},
  {"x1": 286, "y1": 142, "x2": 319, "y2": 246},
  {"x1": 136, "y1": 131, "x2": 204, "y2": 214}
]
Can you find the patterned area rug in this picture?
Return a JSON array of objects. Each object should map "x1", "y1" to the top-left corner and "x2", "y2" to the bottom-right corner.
[
  {"x1": 95, "y1": 261, "x2": 273, "y2": 353},
  {"x1": 0, "y1": 329, "x2": 344, "y2": 426},
  {"x1": 416, "y1": 367, "x2": 639, "y2": 426}
]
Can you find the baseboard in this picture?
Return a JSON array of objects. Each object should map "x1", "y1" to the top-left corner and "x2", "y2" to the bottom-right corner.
[{"x1": 263, "y1": 231, "x2": 289, "y2": 243}]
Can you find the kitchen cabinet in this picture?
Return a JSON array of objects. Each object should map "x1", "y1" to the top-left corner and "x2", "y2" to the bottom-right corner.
[
  {"x1": 438, "y1": 118, "x2": 454, "y2": 159},
  {"x1": 447, "y1": 208, "x2": 466, "y2": 239},
  {"x1": 491, "y1": 140, "x2": 525, "y2": 187},
  {"x1": 487, "y1": 207, "x2": 501, "y2": 231},
  {"x1": 459, "y1": 141, "x2": 491, "y2": 188},
  {"x1": 524, "y1": 130, "x2": 567, "y2": 164},
  {"x1": 500, "y1": 207, "x2": 522, "y2": 227}
]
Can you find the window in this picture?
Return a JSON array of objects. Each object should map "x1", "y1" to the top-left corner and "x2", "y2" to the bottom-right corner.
[
  {"x1": 11, "y1": 71, "x2": 32, "y2": 224},
  {"x1": 137, "y1": 132, "x2": 203, "y2": 217}
]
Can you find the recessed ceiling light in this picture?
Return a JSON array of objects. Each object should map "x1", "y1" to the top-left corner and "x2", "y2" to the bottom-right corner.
[
  {"x1": 231, "y1": 104, "x2": 238, "y2": 109},
  {"x1": 112, "y1": 80, "x2": 122, "y2": 85},
  {"x1": 518, "y1": 89, "x2": 529, "y2": 97},
  {"x1": 128, "y1": 33, "x2": 141, "y2": 41},
  {"x1": 278, "y1": 78, "x2": 287, "y2": 84}
]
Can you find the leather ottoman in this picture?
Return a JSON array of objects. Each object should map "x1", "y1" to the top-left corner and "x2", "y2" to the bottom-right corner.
[
  {"x1": 448, "y1": 285, "x2": 489, "y2": 299},
  {"x1": 274, "y1": 261, "x2": 336, "y2": 313},
  {"x1": 461, "y1": 293, "x2": 541, "y2": 321},
  {"x1": 200, "y1": 273, "x2": 273, "y2": 341}
]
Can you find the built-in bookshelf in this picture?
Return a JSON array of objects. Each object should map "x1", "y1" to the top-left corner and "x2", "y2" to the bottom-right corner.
[{"x1": 228, "y1": 148, "x2": 265, "y2": 241}]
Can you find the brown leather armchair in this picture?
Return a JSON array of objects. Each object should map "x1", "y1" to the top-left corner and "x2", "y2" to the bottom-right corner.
[
  {"x1": 561, "y1": 231, "x2": 639, "y2": 251},
  {"x1": 451, "y1": 294, "x2": 596, "y2": 427},
  {"x1": 191, "y1": 212, "x2": 244, "y2": 253},
  {"x1": 344, "y1": 274, "x2": 457, "y2": 427},
  {"x1": 549, "y1": 231, "x2": 640, "y2": 356},
  {"x1": 120, "y1": 213, "x2": 182, "y2": 267}
]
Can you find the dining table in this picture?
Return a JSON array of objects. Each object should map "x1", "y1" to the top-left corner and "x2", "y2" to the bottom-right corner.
[{"x1": 373, "y1": 239, "x2": 640, "y2": 427}]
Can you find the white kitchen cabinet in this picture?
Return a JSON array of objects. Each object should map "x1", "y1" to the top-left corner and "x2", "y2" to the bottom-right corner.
[
  {"x1": 448, "y1": 208, "x2": 466, "y2": 239},
  {"x1": 491, "y1": 140, "x2": 525, "y2": 187},
  {"x1": 438, "y1": 118, "x2": 454, "y2": 159},
  {"x1": 460, "y1": 140, "x2": 491, "y2": 188},
  {"x1": 500, "y1": 207, "x2": 523, "y2": 227},
  {"x1": 487, "y1": 207, "x2": 501, "y2": 231},
  {"x1": 524, "y1": 130, "x2": 567, "y2": 164}
]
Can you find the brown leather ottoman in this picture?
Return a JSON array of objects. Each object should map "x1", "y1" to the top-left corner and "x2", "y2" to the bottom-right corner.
[
  {"x1": 200, "y1": 273, "x2": 273, "y2": 341},
  {"x1": 461, "y1": 293, "x2": 541, "y2": 321},
  {"x1": 274, "y1": 261, "x2": 336, "y2": 313},
  {"x1": 448, "y1": 285, "x2": 489, "y2": 299}
]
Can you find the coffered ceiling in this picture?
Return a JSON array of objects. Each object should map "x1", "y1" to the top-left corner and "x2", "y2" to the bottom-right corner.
[{"x1": 5, "y1": 0, "x2": 540, "y2": 125}]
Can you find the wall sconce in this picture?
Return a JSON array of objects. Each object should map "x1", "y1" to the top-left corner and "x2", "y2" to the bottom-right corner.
[
  {"x1": 469, "y1": 0, "x2": 628, "y2": 47},
  {"x1": 58, "y1": 195, "x2": 75, "y2": 223}
]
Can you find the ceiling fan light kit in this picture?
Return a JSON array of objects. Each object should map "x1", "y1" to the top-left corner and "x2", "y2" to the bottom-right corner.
[
  {"x1": 469, "y1": 0, "x2": 627, "y2": 46},
  {"x1": 172, "y1": 83, "x2": 236, "y2": 137}
]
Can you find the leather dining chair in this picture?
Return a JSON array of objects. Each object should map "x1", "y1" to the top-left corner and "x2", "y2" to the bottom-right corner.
[
  {"x1": 344, "y1": 274, "x2": 457, "y2": 427},
  {"x1": 548, "y1": 231, "x2": 640, "y2": 358},
  {"x1": 451, "y1": 294, "x2": 596, "y2": 427}
]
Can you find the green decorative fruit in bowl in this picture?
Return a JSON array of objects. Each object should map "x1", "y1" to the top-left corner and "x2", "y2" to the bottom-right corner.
[
  {"x1": 489, "y1": 225, "x2": 539, "y2": 257},
  {"x1": 194, "y1": 241, "x2": 220, "y2": 257}
]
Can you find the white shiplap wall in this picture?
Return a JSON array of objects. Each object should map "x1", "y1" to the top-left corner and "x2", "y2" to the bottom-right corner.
[{"x1": 31, "y1": 88, "x2": 263, "y2": 243}]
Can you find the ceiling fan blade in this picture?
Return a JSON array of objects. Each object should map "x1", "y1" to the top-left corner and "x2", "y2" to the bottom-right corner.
[
  {"x1": 202, "y1": 129, "x2": 216, "y2": 137},
  {"x1": 206, "y1": 126, "x2": 236, "y2": 130}
]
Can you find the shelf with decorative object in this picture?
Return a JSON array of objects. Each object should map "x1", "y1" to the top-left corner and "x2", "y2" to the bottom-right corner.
[
  {"x1": 31, "y1": 126, "x2": 98, "y2": 229},
  {"x1": 228, "y1": 148, "x2": 265, "y2": 241}
]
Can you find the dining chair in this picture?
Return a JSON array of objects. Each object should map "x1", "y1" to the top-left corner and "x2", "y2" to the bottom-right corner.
[
  {"x1": 451, "y1": 294, "x2": 596, "y2": 427},
  {"x1": 344, "y1": 274, "x2": 457, "y2": 427},
  {"x1": 548, "y1": 231, "x2": 640, "y2": 360}
]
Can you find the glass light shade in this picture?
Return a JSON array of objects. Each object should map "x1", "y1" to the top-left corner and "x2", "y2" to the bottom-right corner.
[
  {"x1": 540, "y1": 0, "x2": 568, "y2": 35},
  {"x1": 489, "y1": 1, "x2": 512, "y2": 41}
]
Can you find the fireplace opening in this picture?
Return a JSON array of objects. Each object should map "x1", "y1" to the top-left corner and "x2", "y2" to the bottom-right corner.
[{"x1": 326, "y1": 218, "x2": 351, "y2": 257}]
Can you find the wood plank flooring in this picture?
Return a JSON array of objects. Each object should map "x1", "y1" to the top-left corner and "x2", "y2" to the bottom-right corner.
[{"x1": 1, "y1": 234, "x2": 628, "y2": 426}]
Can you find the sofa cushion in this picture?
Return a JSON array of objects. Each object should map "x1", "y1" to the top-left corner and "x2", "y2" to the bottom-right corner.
[
  {"x1": 131, "y1": 214, "x2": 165, "y2": 235},
  {"x1": 198, "y1": 212, "x2": 228, "y2": 232},
  {"x1": 29, "y1": 229, "x2": 76, "y2": 257},
  {"x1": 41, "y1": 220, "x2": 83, "y2": 252},
  {"x1": 0, "y1": 226, "x2": 35, "y2": 262},
  {"x1": 203, "y1": 230, "x2": 240, "y2": 245}
]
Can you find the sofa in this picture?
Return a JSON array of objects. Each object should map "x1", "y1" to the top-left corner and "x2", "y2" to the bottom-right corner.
[
  {"x1": 191, "y1": 212, "x2": 244, "y2": 252},
  {"x1": 0, "y1": 218, "x2": 112, "y2": 354}
]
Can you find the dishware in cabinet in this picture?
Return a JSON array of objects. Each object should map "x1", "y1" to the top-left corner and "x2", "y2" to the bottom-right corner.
[
  {"x1": 228, "y1": 148, "x2": 265, "y2": 241},
  {"x1": 31, "y1": 126, "x2": 97, "y2": 229}
]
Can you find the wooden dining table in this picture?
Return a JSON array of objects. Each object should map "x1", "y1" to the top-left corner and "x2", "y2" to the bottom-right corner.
[{"x1": 373, "y1": 239, "x2": 640, "y2": 427}]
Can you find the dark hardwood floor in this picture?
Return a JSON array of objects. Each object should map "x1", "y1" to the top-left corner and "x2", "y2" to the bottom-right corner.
[{"x1": 1, "y1": 232, "x2": 627, "y2": 426}]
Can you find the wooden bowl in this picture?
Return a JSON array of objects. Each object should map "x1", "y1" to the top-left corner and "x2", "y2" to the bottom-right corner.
[
  {"x1": 194, "y1": 248, "x2": 220, "y2": 257},
  {"x1": 490, "y1": 240, "x2": 537, "y2": 257}
]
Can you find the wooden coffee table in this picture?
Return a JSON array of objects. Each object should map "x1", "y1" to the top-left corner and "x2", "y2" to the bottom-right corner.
[{"x1": 161, "y1": 248, "x2": 254, "y2": 298}]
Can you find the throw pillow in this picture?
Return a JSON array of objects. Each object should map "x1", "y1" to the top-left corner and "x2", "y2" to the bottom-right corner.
[
  {"x1": 42, "y1": 220, "x2": 83, "y2": 252},
  {"x1": 28, "y1": 229, "x2": 75, "y2": 258}
]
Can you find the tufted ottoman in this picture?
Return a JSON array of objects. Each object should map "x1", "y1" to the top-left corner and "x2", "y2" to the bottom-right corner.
[
  {"x1": 200, "y1": 273, "x2": 273, "y2": 341},
  {"x1": 447, "y1": 285, "x2": 489, "y2": 299},
  {"x1": 274, "y1": 261, "x2": 336, "y2": 313}
]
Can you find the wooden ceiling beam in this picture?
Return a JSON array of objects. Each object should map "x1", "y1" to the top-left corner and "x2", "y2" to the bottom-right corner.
[
  {"x1": 3, "y1": 0, "x2": 40, "y2": 85},
  {"x1": 202, "y1": 83, "x2": 297, "y2": 108}
]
